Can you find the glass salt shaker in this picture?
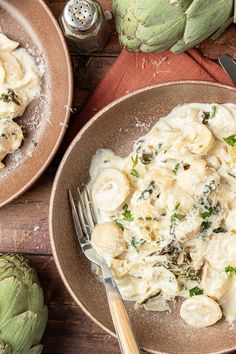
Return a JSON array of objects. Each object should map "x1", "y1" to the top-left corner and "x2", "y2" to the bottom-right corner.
[{"x1": 60, "y1": 0, "x2": 112, "y2": 54}]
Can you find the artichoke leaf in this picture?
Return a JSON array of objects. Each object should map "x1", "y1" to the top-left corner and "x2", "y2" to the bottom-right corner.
[
  {"x1": 26, "y1": 345, "x2": 43, "y2": 354},
  {"x1": 28, "y1": 283, "x2": 44, "y2": 314},
  {"x1": 0, "y1": 254, "x2": 38, "y2": 287},
  {"x1": 136, "y1": 17, "x2": 185, "y2": 46},
  {"x1": 30, "y1": 306, "x2": 48, "y2": 347},
  {"x1": 119, "y1": 12, "x2": 139, "y2": 37},
  {"x1": 112, "y1": 0, "x2": 134, "y2": 18},
  {"x1": 184, "y1": 0, "x2": 233, "y2": 44},
  {"x1": 0, "y1": 342, "x2": 11, "y2": 354},
  {"x1": 186, "y1": 0, "x2": 233, "y2": 16},
  {"x1": 170, "y1": 37, "x2": 199, "y2": 53},
  {"x1": 0, "y1": 311, "x2": 37, "y2": 353},
  {"x1": 119, "y1": 33, "x2": 141, "y2": 50},
  {"x1": 0, "y1": 277, "x2": 28, "y2": 327},
  {"x1": 132, "y1": 0, "x2": 189, "y2": 27},
  {"x1": 211, "y1": 16, "x2": 234, "y2": 40},
  {"x1": 140, "y1": 42, "x2": 172, "y2": 52}
]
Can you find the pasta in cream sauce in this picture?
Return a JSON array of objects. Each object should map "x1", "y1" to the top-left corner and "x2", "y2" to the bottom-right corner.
[
  {"x1": 0, "y1": 33, "x2": 42, "y2": 168},
  {"x1": 88, "y1": 103, "x2": 236, "y2": 328}
]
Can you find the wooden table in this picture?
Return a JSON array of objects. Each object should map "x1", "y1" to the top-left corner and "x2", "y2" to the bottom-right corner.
[{"x1": 0, "y1": 1, "x2": 235, "y2": 353}]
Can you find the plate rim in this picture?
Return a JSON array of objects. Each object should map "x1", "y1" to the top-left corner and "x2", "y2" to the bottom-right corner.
[
  {"x1": 0, "y1": 0, "x2": 73, "y2": 208},
  {"x1": 49, "y1": 80, "x2": 236, "y2": 354}
]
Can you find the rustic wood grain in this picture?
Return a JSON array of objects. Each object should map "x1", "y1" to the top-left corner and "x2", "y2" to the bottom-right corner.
[
  {"x1": 199, "y1": 24, "x2": 236, "y2": 60},
  {"x1": 31, "y1": 255, "x2": 120, "y2": 354}
]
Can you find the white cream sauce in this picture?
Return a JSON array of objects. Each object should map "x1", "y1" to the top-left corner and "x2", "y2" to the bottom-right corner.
[
  {"x1": 88, "y1": 103, "x2": 236, "y2": 328},
  {"x1": 0, "y1": 33, "x2": 42, "y2": 169}
]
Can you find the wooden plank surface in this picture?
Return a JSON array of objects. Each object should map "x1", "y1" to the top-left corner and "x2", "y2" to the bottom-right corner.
[
  {"x1": 0, "y1": 0, "x2": 235, "y2": 353},
  {"x1": 1, "y1": 1, "x2": 121, "y2": 353}
]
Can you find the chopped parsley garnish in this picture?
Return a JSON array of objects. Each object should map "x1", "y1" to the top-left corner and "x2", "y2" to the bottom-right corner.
[
  {"x1": 131, "y1": 154, "x2": 138, "y2": 166},
  {"x1": 171, "y1": 203, "x2": 185, "y2": 222},
  {"x1": 211, "y1": 105, "x2": 217, "y2": 118},
  {"x1": 0, "y1": 89, "x2": 20, "y2": 105},
  {"x1": 172, "y1": 161, "x2": 190, "y2": 174},
  {"x1": 225, "y1": 265, "x2": 236, "y2": 279},
  {"x1": 131, "y1": 168, "x2": 139, "y2": 177},
  {"x1": 189, "y1": 286, "x2": 203, "y2": 297},
  {"x1": 175, "y1": 202, "x2": 180, "y2": 210},
  {"x1": 114, "y1": 220, "x2": 124, "y2": 230},
  {"x1": 200, "y1": 207, "x2": 214, "y2": 219},
  {"x1": 139, "y1": 181, "x2": 155, "y2": 200},
  {"x1": 202, "y1": 105, "x2": 217, "y2": 124},
  {"x1": 171, "y1": 213, "x2": 185, "y2": 222},
  {"x1": 122, "y1": 204, "x2": 134, "y2": 222},
  {"x1": 200, "y1": 201, "x2": 220, "y2": 219},
  {"x1": 172, "y1": 162, "x2": 181, "y2": 175},
  {"x1": 130, "y1": 154, "x2": 139, "y2": 177},
  {"x1": 200, "y1": 221, "x2": 212, "y2": 232},
  {"x1": 223, "y1": 134, "x2": 236, "y2": 147},
  {"x1": 130, "y1": 236, "x2": 146, "y2": 251}
]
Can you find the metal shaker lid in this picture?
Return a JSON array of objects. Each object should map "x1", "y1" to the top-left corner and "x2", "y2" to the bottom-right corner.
[{"x1": 63, "y1": 0, "x2": 99, "y2": 32}]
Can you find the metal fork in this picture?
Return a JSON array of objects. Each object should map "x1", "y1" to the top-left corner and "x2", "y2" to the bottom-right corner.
[{"x1": 68, "y1": 187, "x2": 140, "y2": 354}]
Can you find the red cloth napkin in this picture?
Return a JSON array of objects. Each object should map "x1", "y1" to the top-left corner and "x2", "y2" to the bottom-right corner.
[{"x1": 71, "y1": 49, "x2": 234, "y2": 137}]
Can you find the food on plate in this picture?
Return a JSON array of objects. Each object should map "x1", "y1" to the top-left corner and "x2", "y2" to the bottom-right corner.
[
  {"x1": 0, "y1": 253, "x2": 48, "y2": 353},
  {"x1": 180, "y1": 295, "x2": 222, "y2": 328},
  {"x1": 87, "y1": 103, "x2": 236, "y2": 328},
  {"x1": 112, "y1": 0, "x2": 235, "y2": 53},
  {"x1": 0, "y1": 33, "x2": 42, "y2": 169}
]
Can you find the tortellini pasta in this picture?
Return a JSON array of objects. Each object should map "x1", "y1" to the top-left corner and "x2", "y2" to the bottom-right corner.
[
  {"x1": 88, "y1": 103, "x2": 236, "y2": 328},
  {"x1": 180, "y1": 295, "x2": 222, "y2": 328},
  {"x1": 0, "y1": 33, "x2": 42, "y2": 169}
]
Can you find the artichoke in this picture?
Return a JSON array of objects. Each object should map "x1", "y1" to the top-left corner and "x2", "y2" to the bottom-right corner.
[
  {"x1": 0, "y1": 254, "x2": 48, "y2": 354},
  {"x1": 112, "y1": 0, "x2": 235, "y2": 53}
]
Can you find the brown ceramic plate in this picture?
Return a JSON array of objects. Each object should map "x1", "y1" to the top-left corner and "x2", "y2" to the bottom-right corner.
[
  {"x1": 0, "y1": 0, "x2": 72, "y2": 207},
  {"x1": 50, "y1": 81, "x2": 236, "y2": 354}
]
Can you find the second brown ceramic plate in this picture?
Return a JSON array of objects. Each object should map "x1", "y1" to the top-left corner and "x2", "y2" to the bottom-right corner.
[
  {"x1": 0, "y1": 0, "x2": 72, "y2": 207},
  {"x1": 50, "y1": 81, "x2": 236, "y2": 354}
]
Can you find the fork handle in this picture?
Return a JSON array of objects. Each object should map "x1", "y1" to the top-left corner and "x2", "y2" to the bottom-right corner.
[{"x1": 101, "y1": 265, "x2": 141, "y2": 354}]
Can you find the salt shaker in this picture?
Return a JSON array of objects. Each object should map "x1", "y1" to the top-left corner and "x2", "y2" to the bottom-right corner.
[{"x1": 60, "y1": 0, "x2": 112, "y2": 54}]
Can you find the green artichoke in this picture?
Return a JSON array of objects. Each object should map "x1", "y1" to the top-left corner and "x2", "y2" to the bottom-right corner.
[
  {"x1": 0, "y1": 254, "x2": 48, "y2": 354},
  {"x1": 112, "y1": 0, "x2": 235, "y2": 53}
]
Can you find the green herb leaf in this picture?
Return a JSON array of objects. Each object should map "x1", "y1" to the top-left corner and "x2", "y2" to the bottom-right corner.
[
  {"x1": 223, "y1": 134, "x2": 236, "y2": 147},
  {"x1": 200, "y1": 207, "x2": 213, "y2": 219},
  {"x1": 131, "y1": 154, "x2": 139, "y2": 166},
  {"x1": 202, "y1": 105, "x2": 217, "y2": 124},
  {"x1": 171, "y1": 212, "x2": 185, "y2": 222},
  {"x1": 122, "y1": 204, "x2": 134, "y2": 222},
  {"x1": 130, "y1": 236, "x2": 146, "y2": 251},
  {"x1": 211, "y1": 105, "x2": 217, "y2": 118},
  {"x1": 225, "y1": 265, "x2": 236, "y2": 279},
  {"x1": 114, "y1": 220, "x2": 124, "y2": 230},
  {"x1": 200, "y1": 221, "x2": 212, "y2": 232},
  {"x1": 131, "y1": 168, "x2": 139, "y2": 178},
  {"x1": 189, "y1": 286, "x2": 203, "y2": 297},
  {"x1": 172, "y1": 162, "x2": 181, "y2": 175},
  {"x1": 171, "y1": 203, "x2": 185, "y2": 223},
  {"x1": 175, "y1": 202, "x2": 180, "y2": 210}
]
